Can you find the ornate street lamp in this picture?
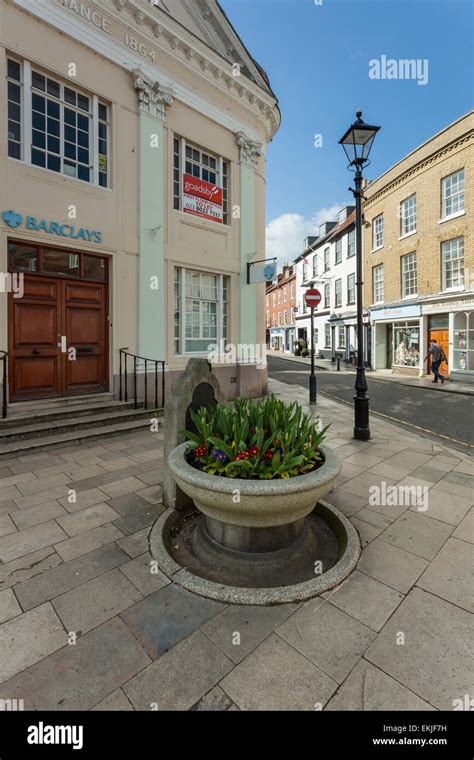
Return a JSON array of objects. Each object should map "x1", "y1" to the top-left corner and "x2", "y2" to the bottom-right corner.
[{"x1": 339, "y1": 111, "x2": 380, "y2": 440}]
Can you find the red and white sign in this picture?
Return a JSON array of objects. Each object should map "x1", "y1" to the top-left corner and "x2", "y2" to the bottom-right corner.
[
  {"x1": 182, "y1": 173, "x2": 223, "y2": 223},
  {"x1": 304, "y1": 288, "x2": 322, "y2": 308}
]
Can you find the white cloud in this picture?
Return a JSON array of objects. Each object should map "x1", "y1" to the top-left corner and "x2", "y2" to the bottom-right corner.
[{"x1": 265, "y1": 204, "x2": 344, "y2": 268}]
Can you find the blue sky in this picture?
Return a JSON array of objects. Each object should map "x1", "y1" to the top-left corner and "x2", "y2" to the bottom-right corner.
[{"x1": 221, "y1": 0, "x2": 473, "y2": 263}]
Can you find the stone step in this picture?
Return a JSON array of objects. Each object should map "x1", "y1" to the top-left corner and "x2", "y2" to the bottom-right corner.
[
  {"x1": 0, "y1": 401, "x2": 136, "y2": 428},
  {"x1": 0, "y1": 406, "x2": 160, "y2": 443},
  {"x1": 7, "y1": 392, "x2": 117, "y2": 414},
  {"x1": 0, "y1": 415, "x2": 163, "y2": 459}
]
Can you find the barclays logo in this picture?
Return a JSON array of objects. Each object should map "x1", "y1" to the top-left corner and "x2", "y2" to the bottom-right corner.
[{"x1": 2, "y1": 210, "x2": 22, "y2": 228}]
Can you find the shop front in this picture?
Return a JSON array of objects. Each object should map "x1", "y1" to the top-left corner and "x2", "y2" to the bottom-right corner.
[
  {"x1": 370, "y1": 303, "x2": 421, "y2": 375},
  {"x1": 421, "y1": 295, "x2": 474, "y2": 383},
  {"x1": 269, "y1": 328, "x2": 285, "y2": 351}
]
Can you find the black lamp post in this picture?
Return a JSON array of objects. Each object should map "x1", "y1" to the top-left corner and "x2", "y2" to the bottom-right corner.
[{"x1": 339, "y1": 111, "x2": 380, "y2": 441}]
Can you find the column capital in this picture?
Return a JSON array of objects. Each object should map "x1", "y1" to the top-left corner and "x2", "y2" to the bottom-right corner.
[
  {"x1": 133, "y1": 68, "x2": 174, "y2": 120},
  {"x1": 235, "y1": 131, "x2": 263, "y2": 168}
]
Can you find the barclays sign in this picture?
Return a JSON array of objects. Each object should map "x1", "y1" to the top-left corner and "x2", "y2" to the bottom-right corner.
[{"x1": 2, "y1": 211, "x2": 102, "y2": 244}]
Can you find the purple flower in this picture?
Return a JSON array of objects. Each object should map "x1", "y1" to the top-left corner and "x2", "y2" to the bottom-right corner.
[{"x1": 213, "y1": 449, "x2": 227, "y2": 462}]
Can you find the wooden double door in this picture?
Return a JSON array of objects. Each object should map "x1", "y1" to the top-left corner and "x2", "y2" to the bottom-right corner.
[{"x1": 8, "y1": 275, "x2": 108, "y2": 400}]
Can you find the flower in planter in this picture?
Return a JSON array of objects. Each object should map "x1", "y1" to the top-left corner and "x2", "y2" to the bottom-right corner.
[{"x1": 184, "y1": 395, "x2": 329, "y2": 480}]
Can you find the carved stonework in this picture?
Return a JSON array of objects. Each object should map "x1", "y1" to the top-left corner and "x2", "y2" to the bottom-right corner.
[
  {"x1": 235, "y1": 131, "x2": 263, "y2": 168},
  {"x1": 132, "y1": 69, "x2": 174, "y2": 120}
]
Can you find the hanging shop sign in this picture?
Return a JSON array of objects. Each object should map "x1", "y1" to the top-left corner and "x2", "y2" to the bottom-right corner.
[
  {"x1": 182, "y1": 174, "x2": 223, "y2": 223},
  {"x1": 2, "y1": 210, "x2": 103, "y2": 243}
]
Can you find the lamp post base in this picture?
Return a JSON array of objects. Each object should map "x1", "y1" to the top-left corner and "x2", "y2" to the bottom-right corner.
[{"x1": 353, "y1": 395, "x2": 370, "y2": 441}]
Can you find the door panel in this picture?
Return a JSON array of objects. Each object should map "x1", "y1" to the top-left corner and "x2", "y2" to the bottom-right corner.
[
  {"x1": 63, "y1": 281, "x2": 107, "y2": 395},
  {"x1": 8, "y1": 276, "x2": 61, "y2": 399},
  {"x1": 429, "y1": 329, "x2": 449, "y2": 377}
]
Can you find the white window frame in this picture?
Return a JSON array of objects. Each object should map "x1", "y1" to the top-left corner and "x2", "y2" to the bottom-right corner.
[
  {"x1": 373, "y1": 264, "x2": 384, "y2": 304},
  {"x1": 347, "y1": 228, "x2": 356, "y2": 257},
  {"x1": 401, "y1": 252, "x2": 417, "y2": 297},
  {"x1": 335, "y1": 278, "x2": 342, "y2": 307},
  {"x1": 324, "y1": 323, "x2": 331, "y2": 348},
  {"x1": 441, "y1": 169, "x2": 465, "y2": 220},
  {"x1": 176, "y1": 136, "x2": 229, "y2": 225},
  {"x1": 400, "y1": 195, "x2": 417, "y2": 237},
  {"x1": 283, "y1": 287, "x2": 287, "y2": 303},
  {"x1": 174, "y1": 268, "x2": 229, "y2": 355},
  {"x1": 324, "y1": 283, "x2": 330, "y2": 309},
  {"x1": 442, "y1": 237, "x2": 464, "y2": 291},
  {"x1": 372, "y1": 214, "x2": 384, "y2": 250},
  {"x1": 7, "y1": 57, "x2": 110, "y2": 188},
  {"x1": 335, "y1": 238, "x2": 342, "y2": 265},
  {"x1": 324, "y1": 248, "x2": 330, "y2": 272},
  {"x1": 338, "y1": 325, "x2": 346, "y2": 349},
  {"x1": 347, "y1": 273, "x2": 355, "y2": 304}
]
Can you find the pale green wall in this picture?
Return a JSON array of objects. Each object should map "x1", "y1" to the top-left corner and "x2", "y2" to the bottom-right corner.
[
  {"x1": 240, "y1": 162, "x2": 257, "y2": 345},
  {"x1": 138, "y1": 113, "x2": 165, "y2": 359}
]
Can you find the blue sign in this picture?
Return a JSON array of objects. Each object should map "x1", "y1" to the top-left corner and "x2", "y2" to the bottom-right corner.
[
  {"x1": 263, "y1": 263, "x2": 276, "y2": 281},
  {"x1": 2, "y1": 210, "x2": 102, "y2": 244}
]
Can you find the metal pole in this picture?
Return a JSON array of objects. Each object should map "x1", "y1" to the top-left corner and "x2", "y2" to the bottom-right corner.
[
  {"x1": 309, "y1": 306, "x2": 317, "y2": 404},
  {"x1": 353, "y1": 166, "x2": 370, "y2": 440}
]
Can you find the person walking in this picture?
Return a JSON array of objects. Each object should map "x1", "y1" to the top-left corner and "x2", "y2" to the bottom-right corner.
[{"x1": 424, "y1": 339, "x2": 447, "y2": 384}]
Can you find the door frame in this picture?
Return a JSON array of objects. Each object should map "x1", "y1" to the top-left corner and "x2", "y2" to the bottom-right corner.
[{"x1": 7, "y1": 238, "x2": 110, "y2": 401}]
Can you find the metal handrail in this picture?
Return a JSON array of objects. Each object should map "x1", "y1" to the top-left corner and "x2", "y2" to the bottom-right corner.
[
  {"x1": 0, "y1": 351, "x2": 7, "y2": 419},
  {"x1": 119, "y1": 348, "x2": 165, "y2": 411}
]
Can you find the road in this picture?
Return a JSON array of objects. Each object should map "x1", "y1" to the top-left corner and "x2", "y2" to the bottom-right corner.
[{"x1": 267, "y1": 356, "x2": 474, "y2": 450}]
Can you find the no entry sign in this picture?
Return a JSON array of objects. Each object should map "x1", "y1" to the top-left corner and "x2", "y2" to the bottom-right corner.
[{"x1": 304, "y1": 288, "x2": 322, "y2": 308}]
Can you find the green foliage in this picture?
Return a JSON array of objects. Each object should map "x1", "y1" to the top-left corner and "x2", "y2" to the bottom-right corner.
[{"x1": 184, "y1": 395, "x2": 329, "y2": 480}]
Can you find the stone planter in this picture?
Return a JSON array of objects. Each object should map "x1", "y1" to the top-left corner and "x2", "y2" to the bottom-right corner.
[{"x1": 168, "y1": 442, "x2": 341, "y2": 557}]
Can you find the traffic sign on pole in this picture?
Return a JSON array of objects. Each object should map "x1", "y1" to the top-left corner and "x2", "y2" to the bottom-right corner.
[{"x1": 304, "y1": 288, "x2": 322, "y2": 309}]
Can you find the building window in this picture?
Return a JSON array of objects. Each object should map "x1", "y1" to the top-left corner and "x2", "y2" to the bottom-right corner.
[
  {"x1": 278, "y1": 290, "x2": 281, "y2": 305},
  {"x1": 324, "y1": 283, "x2": 330, "y2": 309},
  {"x1": 325, "y1": 323, "x2": 331, "y2": 348},
  {"x1": 302, "y1": 260, "x2": 308, "y2": 282},
  {"x1": 372, "y1": 264, "x2": 384, "y2": 303},
  {"x1": 335, "y1": 238, "x2": 342, "y2": 265},
  {"x1": 335, "y1": 278, "x2": 342, "y2": 307},
  {"x1": 347, "y1": 273, "x2": 355, "y2": 304},
  {"x1": 7, "y1": 58, "x2": 22, "y2": 160},
  {"x1": 174, "y1": 137, "x2": 229, "y2": 224},
  {"x1": 372, "y1": 214, "x2": 384, "y2": 250},
  {"x1": 400, "y1": 195, "x2": 417, "y2": 236},
  {"x1": 442, "y1": 169, "x2": 464, "y2": 219},
  {"x1": 290, "y1": 284, "x2": 294, "y2": 299},
  {"x1": 8, "y1": 58, "x2": 110, "y2": 186},
  {"x1": 347, "y1": 229, "x2": 356, "y2": 257},
  {"x1": 283, "y1": 287, "x2": 287, "y2": 302},
  {"x1": 273, "y1": 314, "x2": 277, "y2": 327},
  {"x1": 393, "y1": 323, "x2": 420, "y2": 367},
  {"x1": 324, "y1": 248, "x2": 330, "y2": 272},
  {"x1": 174, "y1": 268, "x2": 228, "y2": 354},
  {"x1": 338, "y1": 325, "x2": 346, "y2": 349},
  {"x1": 442, "y1": 237, "x2": 464, "y2": 290},
  {"x1": 312, "y1": 256, "x2": 318, "y2": 277},
  {"x1": 272, "y1": 292, "x2": 276, "y2": 306},
  {"x1": 302, "y1": 299, "x2": 307, "y2": 314},
  {"x1": 453, "y1": 311, "x2": 473, "y2": 371},
  {"x1": 313, "y1": 327, "x2": 319, "y2": 347},
  {"x1": 401, "y1": 252, "x2": 417, "y2": 297},
  {"x1": 279, "y1": 312, "x2": 283, "y2": 325}
]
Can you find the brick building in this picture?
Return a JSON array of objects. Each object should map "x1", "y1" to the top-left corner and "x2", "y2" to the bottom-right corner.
[
  {"x1": 363, "y1": 111, "x2": 473, "y2": 382},
  {"x1": 266, "y1": 264, "x2": 296, "y2": 352}
]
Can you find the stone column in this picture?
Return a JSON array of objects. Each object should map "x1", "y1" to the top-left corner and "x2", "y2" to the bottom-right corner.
[{"x1": 133, "y1": 69, "x2": 174, "y2": 360}]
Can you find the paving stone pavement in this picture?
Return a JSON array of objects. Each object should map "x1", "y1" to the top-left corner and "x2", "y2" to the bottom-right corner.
[{"x1": 0, "y1": 379, "x2": 472, "y2": 711}]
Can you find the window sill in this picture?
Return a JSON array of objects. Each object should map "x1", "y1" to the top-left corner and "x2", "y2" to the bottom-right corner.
[
  {"x1": 8, "y1": 157, "x2": 111, "y2": 192},
  {"x1": 399, "y1": 230, "x2": 417, "y2": 241},
  {"x1": 371, "y1": 245, "x2": 384, "y2": 253},
  {"x1": 438, "y1": 211, "x2": 466, "y2": 224},
  {"x1": 442, "y1": 286, "x2": 465, "y2": 294},
  {"x1": 174, "y1": 208, "x2": 231, "y2": 230}
]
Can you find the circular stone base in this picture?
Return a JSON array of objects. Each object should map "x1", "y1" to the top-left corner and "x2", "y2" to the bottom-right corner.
[{"x1": 149, "y1": 500, "x2": 361, "y2": 605}]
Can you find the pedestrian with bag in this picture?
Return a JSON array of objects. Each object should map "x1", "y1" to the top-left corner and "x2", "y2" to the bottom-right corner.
[{"x1": 424, "y1": 339, "x2": 447, "y2": 384}]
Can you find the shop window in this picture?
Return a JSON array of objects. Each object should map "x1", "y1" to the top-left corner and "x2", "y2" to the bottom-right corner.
[
  {"x1": 325, "y1": 323, "x2": 331, "y2": 348},
  {"x1": 174, "y1": 268, "x2": 228, "y2": 354},
  {"x1": 373, "y1": 264, "x2": 384, "y2": 303},
  {"x1": 442, "y1": 169, "x2": 464, "y2": 218},
  {"x1": 393, "y1": 323, "x2": 420, "y2": 367},
  {"x1": 400, "y1": 195, "x2": 416, "y2": 236},
  {"x1": 372, "y1": 214, "x2": 383, "y2": 250},
  {"x1": 335, "y1": 238, "x2": 342, "y2": 265},
  {"x1": 7, "y1": 58, "x2": 109, "y2": 187},
  {"x1": 43, "y1": 249, "x2": 80, "y2": 277},
  {"x1": 347, "y1": 273, "x2": 355, "y2": 305},
  {"x1": 335, "y1": 278, "x2": 342, "y2": 307},
  {"x1": 174, "y1": 137, "x2": 229, "y2": 224},
  {"x1": 442, "y1": 237, "x2": 464, "y2": 290},
  {"x1": 401, "y1": 252, "x2": 417, "y2": 297},
  {"x1": 347, "y1": 228, "x2": 356, "y2": 257},
  {"x1": 453, "y1": 312, "x2": 474, "y2": 371},
  {"x1": 84, "y1": 255, "x2": 106, "y2": 282}
]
